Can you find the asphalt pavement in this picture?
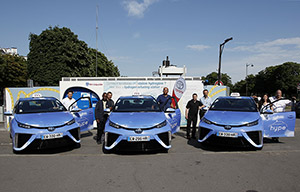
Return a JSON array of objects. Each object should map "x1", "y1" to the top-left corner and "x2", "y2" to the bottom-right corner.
[{"x1": 0, "y1": 120, "x2": 299, "y2": 192}]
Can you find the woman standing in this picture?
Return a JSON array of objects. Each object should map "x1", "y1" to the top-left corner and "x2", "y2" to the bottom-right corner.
[{"x1": 259, "y1": 94, "x2": 273, "y2": 112}]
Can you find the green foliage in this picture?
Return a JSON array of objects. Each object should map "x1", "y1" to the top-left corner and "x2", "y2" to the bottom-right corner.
[
  {"x1": 201, "y1": 72, "x2": 233, "y2": 88},
  {"x1": 233, "y1": 62, "x2": 300, "y2": 97},
  {"x1": 27, "y1": 26, "x2": 119, "y2": 86},
  {"x1": 0, "y1": 54, "x2": 28, "y2": 88}
]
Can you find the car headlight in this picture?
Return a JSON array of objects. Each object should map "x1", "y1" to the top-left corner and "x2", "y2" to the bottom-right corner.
[
  {"x1": 153, "y1": 120, "x2": 167, "y2": 128},
  {"x1": 202, "y1": 118, "x2": 213, "y2": 125},
  {"x1": 109, "y1": 121, "x2": 123, "y2": 129},
  {"x1": 66, "y1": 119, "x2": 75, "y2": 125},
  {"x1": 18, "y1": 122, "x2": 31, "y2": 129},
  {"x1": 247, "y1": 120, "x2": 259, "y2": 127}
]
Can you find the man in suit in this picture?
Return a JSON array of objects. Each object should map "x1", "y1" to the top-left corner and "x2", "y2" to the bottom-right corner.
[{"x1": 95, "y1": 93, "x2": 107, "y2": 144}]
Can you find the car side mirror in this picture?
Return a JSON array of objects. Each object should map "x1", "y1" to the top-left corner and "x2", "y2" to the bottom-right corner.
[
  {"x1": 71, "y1": 108, "x2": 81, "y2": 113},
  {"x1": 262, "y1": 109, "x2": 273, "y2": 114},
  {"x1": 104, "y1": 108, "x2": 111, "y2": 113},
  {"x1": 4, "y1": 111, "x2": 12, "y2": 116},
  {"x1": 165, "y1": 108, "x2": 175, "y2": 113}
]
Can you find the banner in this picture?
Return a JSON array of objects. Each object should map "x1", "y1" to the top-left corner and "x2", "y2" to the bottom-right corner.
[{"x1": 172, "y1": 77, "x2": 186, "y2": 106}]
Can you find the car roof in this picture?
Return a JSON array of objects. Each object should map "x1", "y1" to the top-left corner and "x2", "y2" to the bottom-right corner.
[
  {"x1": 118, "y1": 95, "x2": 155, "y2": 99},
  {"x1": 217, "y1": 96, "x2": 253, "y2": 100},
  {"x1": 18, "y1": 97, "x2": 58, "y2": 101}
]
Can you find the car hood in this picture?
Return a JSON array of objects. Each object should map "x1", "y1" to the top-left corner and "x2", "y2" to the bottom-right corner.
[
  {"x1": 109, "y1": 112, "x2": 166, "y2": 128},
  {"x1": 15, "y1": 112, "x2": 74, "y2": 127},
  {"x1": 204, "y1": 110, "x2": 260, "y2": 125}
]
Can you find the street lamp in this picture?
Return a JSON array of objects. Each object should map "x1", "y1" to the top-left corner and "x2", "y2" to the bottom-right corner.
[
  {"x1": 246, "y1": 63, "x2": 254, "y2": 96},
  {"x1": 218, "y1": 37, "x2": 233, "y2": 85}
]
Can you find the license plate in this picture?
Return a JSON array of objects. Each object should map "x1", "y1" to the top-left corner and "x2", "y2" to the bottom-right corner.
[
  {"x1": 42, "y1": 133, "x2": 63, "y2": 140},
  {"x1": 128, "y1": 136, "x2": 150, "y2": 142},
  {"x1": 217, "y1": 132, "x2": 238, "y2": 138}
]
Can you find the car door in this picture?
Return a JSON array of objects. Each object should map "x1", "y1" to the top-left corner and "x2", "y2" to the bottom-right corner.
[
  {"x1": 261, "y1": 99, "x2": 296, "y2": 137},
  {"x1": 69, "y1": 97, "x2": 94, "y2": 132},
  {"x1": 163, "y1": 97, "x2": 181, "y2": 134}
]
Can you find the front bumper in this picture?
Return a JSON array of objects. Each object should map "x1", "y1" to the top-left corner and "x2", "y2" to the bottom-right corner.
[
  {"x1": 11, "y1": 126, "x2": 81, "y2": 151},
  {"x1": 104, "y1": 126, "x2": 171, "y2": 151},
  {"x1": 198, "y1": 123, "x2": 263, "y2": 148}
]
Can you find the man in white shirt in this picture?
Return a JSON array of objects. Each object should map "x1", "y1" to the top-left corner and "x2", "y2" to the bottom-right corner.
[
  {"x1": 269, "y1": 89, "x2": 296, "y2": 142},
  {"x1": 269, "y1": 89, "x2": 295, "y2": 113},
  {"x1": 62, "y1": 91, "x2": 77, "y2": 110},
  {"x1": 199, "y1": 89, "x2": 212, "y2": 119}
]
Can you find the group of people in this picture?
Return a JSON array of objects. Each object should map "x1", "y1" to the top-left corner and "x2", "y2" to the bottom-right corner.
[
  {"x1": 256, "y1": 89, "x2": 296, "y2": 113},
  {"x1": 94, "y1": 92, "x2": 114, "y2": 144},
  {"x1": 185, "y1": 90, "x2": 212, "y2": 140},
  {"x1": 62, "y1": 88, "x2": 296, "y2": 144}
]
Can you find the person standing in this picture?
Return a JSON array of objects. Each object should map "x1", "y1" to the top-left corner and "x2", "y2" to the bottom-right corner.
[
  {"x1": 269, "y1": 90, "x2": 295, "y2": 113},
  {"x1": 269, "y1": 89, "x2": 296, "y2": 142},
  {"x1": 258, "y1": 94, "x2": 272, "y2": 112},
  {"x1": 199, "y1": 89, "x2": 212, "y2": 119},
  {"x1": 95, "y1": 93, "x2": 106, "y2": 144},
  {"x1": 185, "y1": 93, "x2": 201, "y2": 140},
  {"x1": 106, "y1": 92, "x2": 114, "y2": 110},
  {"x1": 157, "y1": 87, "x2": 171, "y2": 111},
  {"x1": 62, "y1": 90, "x2": 77, "y2": 110}
]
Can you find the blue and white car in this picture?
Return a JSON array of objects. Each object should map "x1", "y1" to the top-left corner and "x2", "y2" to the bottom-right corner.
[
  {"x1": 5, "y1": 96, "x2": 94, "y2": 153},
  {"x1": 103, "y1": 95, "x2": 181, "y2": 152},
  {"x1": 198, "y1": 96, "x2": 295, "y2": 149}
]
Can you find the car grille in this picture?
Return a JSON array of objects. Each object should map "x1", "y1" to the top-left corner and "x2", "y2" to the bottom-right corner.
[
  {"x1": 206, "y1": 135, "x2": 252, "y2": 147},
  {"x1": 69, "y1": 128, "x2": 80, "y2": 140},
  {"x1": 199, "y1": 127, "x2": 211, "y2": 140},
  {"x1": 246, "y1": 131, "x2": 262, "y2": 145},
  {"x1": 27, "y1": 136, "x2": 75, "y2": 150},
  {"x1": 115, "y1": 140, "x2": 163, "y2": 151},
  {"x1": 106, "y1": 133, "x2": 120, "y2": 147},
  {"x1": 158, "y1": 132, "x2": 170, "y2": 146},
  {"x1": 16, "y1": 134, "x2": 32, "y2": 148}
]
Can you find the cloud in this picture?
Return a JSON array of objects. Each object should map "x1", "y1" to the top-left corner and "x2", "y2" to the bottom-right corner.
[
  {"x1": 186, "y1": 44, "x2": 211, "y2": 51},
  {"x1": 222, "y1": 37, "x2": 300, "y2": 82},
  {"x1": 123, "y1": 0, "x2": 159, "y2": 18},
  {"x1": 132, "y1": 32, "x2": 141, "y2": 39}
]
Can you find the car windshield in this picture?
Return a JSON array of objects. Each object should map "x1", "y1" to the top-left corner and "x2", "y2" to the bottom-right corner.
[
  {"x1": 210, "y1": 98, "x2": 258, "y2": 112},
  {"x1": 15, "y1": 99, "x2": 67, "y2": 114},
  {"x1": 113, "y1": 97, "x2": 161, "y2": 112}
]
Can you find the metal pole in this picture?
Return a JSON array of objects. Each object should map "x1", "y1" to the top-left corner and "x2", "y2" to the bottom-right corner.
[
  {"x1": 218, "y1": 44, "x2": 222, "y2": 86},
  {"x1": 95, "y1": 5, "x2": 99, "y2": 77},
  {"x1": 246, "y1": 64, "x2": 248, "y2": 96},
  {"x1": 217, "y1": 37, "x2": 233, "y2": 86}
]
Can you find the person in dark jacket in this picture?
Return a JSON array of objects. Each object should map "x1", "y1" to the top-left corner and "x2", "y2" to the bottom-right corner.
[
  {"x1": 185, "y1": 93, "x2": 201, "y2": 139},
  {"x1": 95, "y1": 93, "x2": 106, "y2": 144},
  {"x1": 106, "y1": 91, "x2": 114, "y2": 110}
]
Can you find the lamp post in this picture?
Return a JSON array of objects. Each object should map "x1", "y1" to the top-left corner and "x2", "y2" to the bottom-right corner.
[
  {"x1": 246, "y1": 63, "x2": 254, "y2": 96},
  {"x1": 218, "y1": 37, "x2": 233, "y2": 85}
]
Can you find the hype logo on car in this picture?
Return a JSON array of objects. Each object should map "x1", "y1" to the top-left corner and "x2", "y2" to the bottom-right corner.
[{"x1": 270, "y1": 121, "x2": 287, "y2": 132}]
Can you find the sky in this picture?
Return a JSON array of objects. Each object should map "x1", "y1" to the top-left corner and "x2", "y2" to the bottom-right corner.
[{"x1": 1, "y1": 0, "x2": 300, "y2": 83}]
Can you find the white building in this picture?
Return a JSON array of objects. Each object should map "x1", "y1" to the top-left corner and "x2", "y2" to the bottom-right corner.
[{"x1": 0, "y1": 47, "x2": 18, "y2": 55}]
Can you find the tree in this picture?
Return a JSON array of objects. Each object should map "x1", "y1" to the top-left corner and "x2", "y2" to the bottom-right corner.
[
  {"x1": 27, "y1": 26, "x2": 119, "y2": 86},
  {"x1": 232, "y1": 62, "x2": 300, "y2": 98},
  {"x1": 0, "y1": 54, "x2": 28, "y2": 87},
  {"x1": 201, "y1": 72, "x2": 233, "y2": 88}
]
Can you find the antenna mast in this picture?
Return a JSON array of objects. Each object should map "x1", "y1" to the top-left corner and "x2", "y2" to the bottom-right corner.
[{"x1": 95, "y1": 5, "x2": 99, "y2": 77}]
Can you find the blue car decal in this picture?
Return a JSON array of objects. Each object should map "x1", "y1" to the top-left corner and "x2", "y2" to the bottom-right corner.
[
  {"x1": 163, "y1": 97, "x2": 181, "y2": 134},
  {"x1": 261, "y1": 112, "x2": 296, "y2": 137}
]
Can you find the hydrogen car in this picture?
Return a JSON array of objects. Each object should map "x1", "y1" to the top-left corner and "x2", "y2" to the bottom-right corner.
[
  {"x1": 198, "y1": 96, "x2": 295, "y2": 149},
  {"x1": 5, "y1": 96, "x2": 94, "y2": 153},
  {"x1": 103, "y1": 95, "x2": 181, "y2": 153}
]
